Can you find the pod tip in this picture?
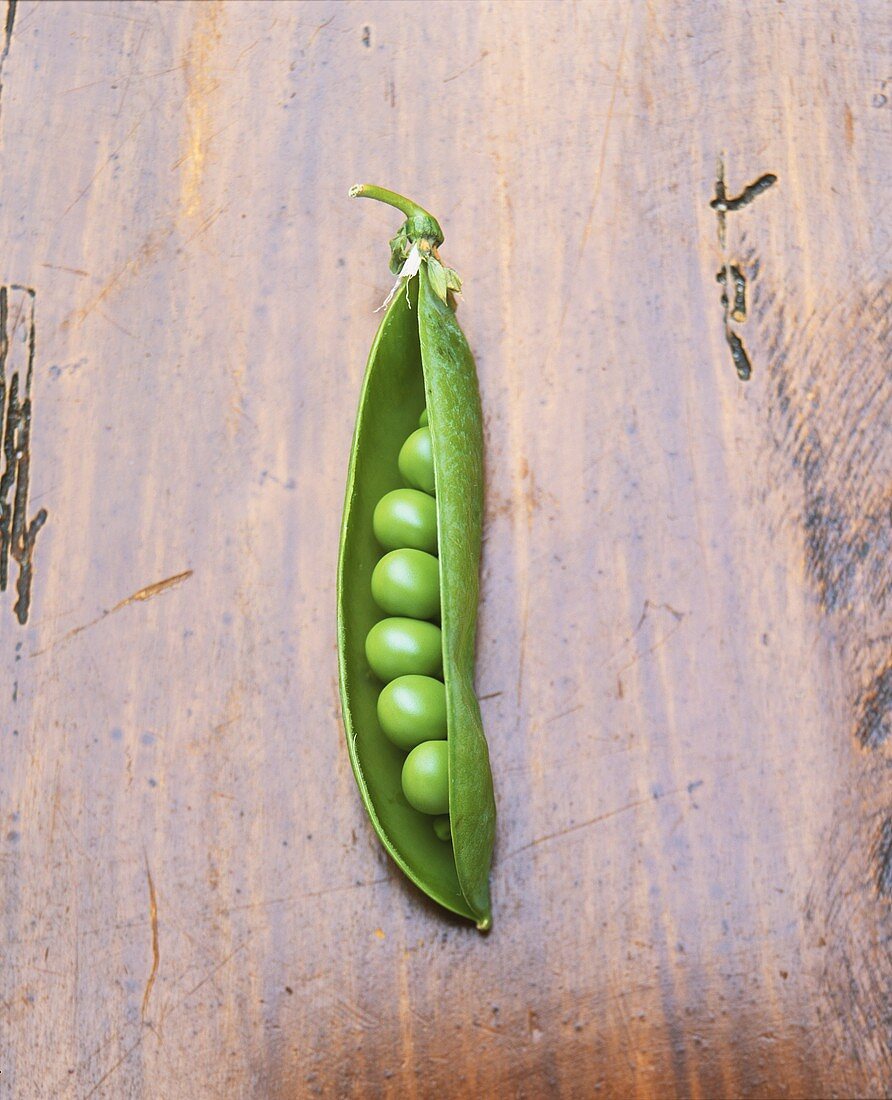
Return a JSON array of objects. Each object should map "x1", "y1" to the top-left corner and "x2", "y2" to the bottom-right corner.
[{"x1": 476, "y1": 916, "x2": 492, "y2": 932}]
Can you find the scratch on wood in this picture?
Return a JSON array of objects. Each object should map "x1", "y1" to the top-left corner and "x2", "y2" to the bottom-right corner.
[
  {"x1": 608, "y1": 617, "x2": 686, "y2": 675},
  {"x1": 635, "y1": 599, "x2": 687, "y2": 633},
  {"x1": 39, "y1": 262, "x2": 91, "y2": 278},
  {"x1": 95, "y1": 307, "x2": 136, "y2": 340},
  {"x1": 516, "y1": 583, "x2": 530, "y2": 712},
  {"x1": 73, "y1": 5, "x2": 151, "y2": 25},
  {"x1": 577, "y1": 6, "x2": 631, "y2": 263},
  {"x1": 142, "y1": 854, "x2": 160, "y2": 1019},
  {"x1": 83, "y1": 1036, "x2": 146, "y2": 1100},
  {"x1": 181, "y1": 202, "x2": 228, "y2": 246},
  {"x1": 543, "y1": 703, "x2": 584, "y2": 725},
  {"x1": 57, "y1": 115, "x2": 145, "y2": 224},
  {"x1": 124, "y1": 569, "x2": 193, "y2": 605},
  {"x1": 215, "y1": 875, "x2": 391, "y2": 917},
  {"x1": 502, "y1": 780, "x2": 701, "y2": 860},
  {"x1": 32, "y1": 569, "x2": 193, "y2": 655},
  {"x1": 83, "y1": 941, "x2": 247, "y2": 1096},
  {"x1": 844, "y1": 103, "x2": 854, "y2": 151},
  {"x1": 306, "y1": 14, "x2": 334, "y2": 48},
  {"x1": 443, "y1": 49, "x2": 489, "y2": 84},
  {"x1": 63, "y1": 223, "x2": 174, "y2": 329},
  {"x1": 160, "y1": 942, "x2": 247, "y2": 1020},
  {"x1": 62, "y1": 61, "x2": 186, "y2": 97}
]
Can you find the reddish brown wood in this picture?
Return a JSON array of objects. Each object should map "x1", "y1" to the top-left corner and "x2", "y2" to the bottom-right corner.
[{"x1": 1, "y1": 1, "x2": 890, "y2": 1096}]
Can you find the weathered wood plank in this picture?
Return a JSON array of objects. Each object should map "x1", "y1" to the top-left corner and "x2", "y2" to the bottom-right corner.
[{"x1": 0, "y1": 1, "x2": 889, "y2": 1096}]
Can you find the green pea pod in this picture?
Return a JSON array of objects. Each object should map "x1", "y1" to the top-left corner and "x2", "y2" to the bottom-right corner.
[{"x1": 338, "y1": 184, "x2": 496, "y2": 930}]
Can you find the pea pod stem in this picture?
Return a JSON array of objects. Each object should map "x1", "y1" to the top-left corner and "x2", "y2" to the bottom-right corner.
[{"x1": 349, "y1": 183, "x2": 444, "y2": 247}]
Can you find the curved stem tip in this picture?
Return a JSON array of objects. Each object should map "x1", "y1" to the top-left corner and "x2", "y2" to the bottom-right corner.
[{"x1": 349, "y1": 184, "x2": 444, "y2": 246}]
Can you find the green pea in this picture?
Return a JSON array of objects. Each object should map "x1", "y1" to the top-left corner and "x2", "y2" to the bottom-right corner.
[
  {"x1": 419, "y1": 407, "x2": 429, "y2": 427},
  {"x1": 398, "y1": 427, "x2": 435, "y2": 494},
  {"x1": 401, "y1": 740, "x2": 449, "y2": 815},
  {"x1": 371, "y1": 548, "x2": 440, "y2": 620},
  {"x1": 377, "y1": 674, "x2": 447, "y2": 751},
  {"x1": 365, "y1": 617, "x2": 443, "y2": 682},
  {"x1": 433, "y1": 815, "x2": 451, "y2": 842},
  {"x1": 373, "y1": 488, "x2": 438, "y2": 554}
]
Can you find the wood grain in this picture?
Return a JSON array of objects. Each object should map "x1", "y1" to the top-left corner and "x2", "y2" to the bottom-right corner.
[{"x1": 1, "y1": 1, "x2": 890, "y2": 1096}]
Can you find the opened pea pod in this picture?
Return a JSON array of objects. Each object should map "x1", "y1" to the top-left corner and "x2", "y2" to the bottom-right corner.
[{"x1": 337, "y1": 184, "x2": 496, "y2": 930}]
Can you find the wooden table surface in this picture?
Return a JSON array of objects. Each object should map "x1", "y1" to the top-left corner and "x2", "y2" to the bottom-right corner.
[{"x1": 1, "y1": 1, "x2": 890, "y2": 1096}]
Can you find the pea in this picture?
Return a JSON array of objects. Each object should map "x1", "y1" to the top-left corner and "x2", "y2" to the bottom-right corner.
[
  {"x1": 373, "y1": 488, "x2": 438, "y2": 554},
  {"x1": 365, "y1": 617, "x2": 443, "y2": 682},
  {"x1": 419, "y1": 407, "x2": 429, "y2": 427},
  {"x1": 401, "y1": 740, "x2": 449, "y2": 815},
  {"x1": 398, "y1": 427, "x2": 435, "y2": 494},
  {"x1": 377, "y1": 674, "x2": 447, "y2": 751},
  {"x1": 371, "y1": 548, "x2": 440, "y2": 620},
  {"x1": 433, "y1": 815, "x2": 451, "y2": 842}
]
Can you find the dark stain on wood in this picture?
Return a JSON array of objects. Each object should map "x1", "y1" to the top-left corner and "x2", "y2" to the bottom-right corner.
[
  {"x1": 873, "y1": 818, "x2": 892, "y2": 898},
  {"x1": 856, "y1": 664, "x2": 892, "y2": 751},
  {"x1": 763, "y1": 276, "x2": 892, "y2": 1089},
  {"x1": 766, "y1": 285, "x2": 891, "y2": 620}
]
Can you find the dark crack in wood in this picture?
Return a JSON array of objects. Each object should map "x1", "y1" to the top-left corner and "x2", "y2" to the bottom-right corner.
[
  {"x1": 712, "y1": 173, "x2": 778, "y2": 212},
  {"x1": 711, "y1": 157, "x2": 776, "y2": 382},
  {"x1": 0, "y1": 285, "x2": 47, "y2": 624},
  {"x1": 0, "y1": 0, "x2": 16, "y2": 119}
]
